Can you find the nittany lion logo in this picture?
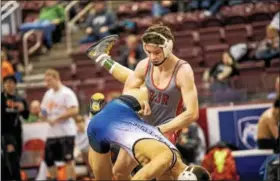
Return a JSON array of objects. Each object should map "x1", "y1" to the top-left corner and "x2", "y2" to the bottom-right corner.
[{"x1": 237, "y1": 116, "x2": 259, "y2": 149}]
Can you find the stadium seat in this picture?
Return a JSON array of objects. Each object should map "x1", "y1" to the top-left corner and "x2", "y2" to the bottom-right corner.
[
  {"x1": 173, "y1": 30, "x2": 199, "y2": 49},
  {"x1": 224, "y1": 24, "x2": 253, "y2": 45},
  {"x1": 251, "y1": 21, "x2": 270, "y2": 41},
  {"x1": 178, "y1": 47, "x2": 204, "y2": 67},
  {"x1": 249, "y1": 2, "x2": 272, "y2": 22},
  {"x1": 203, "y1": 44, "x2": 229, "y2": 67},
  {"x1": 220, "y1": 4, "x2": 253, "y2": 25},
  {"x1": 198, "y1": 27, "x2": 226, "y2": 47},
  {"x1": 263, "y1": 67, "x2": 279, "y2": 92}
]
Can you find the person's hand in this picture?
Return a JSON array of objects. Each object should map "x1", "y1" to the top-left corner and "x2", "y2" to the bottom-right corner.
[
  {"x1": 7, "y1": 144, "x2": 15, "y2": 152},
  {"x1": 15, "y1": 102, "x2": 24, "y2": 112},
  {"x1": 138, "y1": 100, "x2": 151, "y2": 116},
  {"x1": 99, "y1": 26, "x2": 108, "y2": 33},
  {"x1": 86, "y1": 27, "x2": 93, "y2": 34}
]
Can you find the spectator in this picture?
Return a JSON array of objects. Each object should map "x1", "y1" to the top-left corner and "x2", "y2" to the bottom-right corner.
[
  {"x1": 25, "y1": 100, "x2": 41, "y2": 123},
  {"x1": 80, "y1": 1, "x2": 118, "y2": 44},
  {"x1": 74, "y1": 115, "x2": 91, "y2": 177},
  {"x1": 257, "y1": 98, "x2": 279, "y2": 151},
  {"x1": 20, "y1": 1, "x2": 65, "y2": 50},
  {"x1": 254, "y1": 20, "x2": 280, "y2": 67},
  {"x1": 40, "y1": 69, "x2": 79, "y2": 180},
  {"x1": 1, "y1": 50, "x2": 14, "y2": 80},
  {"x1": 152, "y1": 0, "x2": 178, "y2": 17},
  {"x1": 268, "y1": 76, "x2": 280, "y2": 100},
  {"x1": 269, "y1": 12, "x2": 279, "y2": 31},
  {"x1": 1, "y1": 75, "x2": 29, "y2": 180},
  {"x1": 118, "y1": 35, "x2": 146, "y2": 70},
  {"x1": 203, "y1": 51, "x2": 239, "y2": 92},
  {"x1": 176, "y1": 123, "x2": 206, "y2": 164}
]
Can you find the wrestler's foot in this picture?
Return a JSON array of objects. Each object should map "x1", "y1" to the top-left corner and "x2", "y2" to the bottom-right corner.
[{"x1": 85, "y1": 35, "x2": 119, "y2": 64}]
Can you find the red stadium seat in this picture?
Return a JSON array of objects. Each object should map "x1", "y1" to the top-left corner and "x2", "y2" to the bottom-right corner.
[
  {"x1": 178, "y1": 47, "x2": 204, "y2": 67},
  {"x1": 198, "y1": 27, "x2": 226, "y2": 47},
  {"x1": 224, "y1": 24, "x2": 253, "y2": 45},
  {"x1": 203, "y1": 44, "x2": 229, "y2": 67},
  {"x1": 251, "y1": 21, "x2": 270, "y2": 41},
  {"x1": 176, "y1": 12, "x2": 201, "y2": 31},
  {"x1": 249, "y1": 2, "x2": 272, "y2": 22},
  {"x1": 25, "y1": 87, "x2": 47, "y2": 103},
  {"x1": 173, "y1": 30, "x2": 199, "y2": 49},
  {"x1": 235, "y1": 61, "x2": 265, "y2": 93},
  {"x1": 263, "y1": 67, "x2": 279, "y2": 92},
  {"x1": 137, "y1": 1, "x2": 153, "y2": 17},
  {"x1": 220, "y1": 4, "x2": 253, "y2": 25}
]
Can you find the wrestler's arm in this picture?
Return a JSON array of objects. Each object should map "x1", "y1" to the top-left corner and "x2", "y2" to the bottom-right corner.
[
  {"x1": 267, "y1": 115, "x2": 279, "y2": 139},
  {"x1": 158, "y1": 64, "x2": 199, "y2": 133},
  {"x1": 123, "y1": 58, "x2": 148, "y2": 92}
]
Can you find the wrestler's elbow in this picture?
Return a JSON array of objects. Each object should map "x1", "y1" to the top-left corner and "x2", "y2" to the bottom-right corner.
[{"x1": 183, "y1": 110, "x2": 199, "y2": 124}]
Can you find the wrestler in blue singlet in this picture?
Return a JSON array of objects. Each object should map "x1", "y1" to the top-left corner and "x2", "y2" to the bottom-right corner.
[{"x1": 87, "y1": 95, "x2": 178, "y2": 165}]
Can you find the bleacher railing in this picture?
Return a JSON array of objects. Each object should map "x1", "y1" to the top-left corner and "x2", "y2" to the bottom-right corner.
[
  {"x1": 65, "y1": 1, "x2": 94, "y2": 54},
  {"x1": 1, "y1": 1, "x2": 21, "y2": 35},
  {"x1": 22, "y1": 30, "x2": 42, "y2": 75}
]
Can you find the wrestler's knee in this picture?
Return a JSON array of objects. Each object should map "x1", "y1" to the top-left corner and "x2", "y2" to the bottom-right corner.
[{"x1": 113, "y1": 164, "x2": 132, "y2": 179}]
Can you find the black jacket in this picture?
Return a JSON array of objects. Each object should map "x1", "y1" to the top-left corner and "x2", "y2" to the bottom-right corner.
[{"x1": 1, "y1": 92, "x2": 29, "y2": 156}]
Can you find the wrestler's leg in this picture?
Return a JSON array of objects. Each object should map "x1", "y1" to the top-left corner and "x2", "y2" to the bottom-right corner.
[
  {"x1": 131, "y1": 139, "x2": 174, "y2": 180},
  {"x1": 85, "y1": 35, "x2": 133, "y2": 84},
  {"x1": 113, "y1": 148, "x2": 138, "y2": 180},
  {"x1": 88, "y1": 147, "x2": 113, "y2": 180}
]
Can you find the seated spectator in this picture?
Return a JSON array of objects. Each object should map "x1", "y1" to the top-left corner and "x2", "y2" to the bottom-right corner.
[
  {"x1": 1, "y1": 50, "x2": 14, "y2": 80},
  {"x1": 203, "y1": 51, "x2": 239, "y2": 92},
  {"x1": 269, "y1": 12, "x2": 279, "y2": 31},
  {"x1": 20, "y1": 1, "x2": 65, "y2": 50},
  {"x1": 117, "y1": 35, "x2": 146, "y2": 70},
  {"x1": 152, "y1": 0, "x2": 178, "y2": 17},
  {"x1": 254, "y1": 17, "x2": 280, "y2": 67},
  {"x1": 25, "y1": 100, "x2": 41, "y2": 123},
  {"x1": 79, "y1": 1, "x2": 118, "y2": 44},
  {"x1": 268, "y1": 76, "x2": 280, "y2": 100},
  {"x1": 257, "y1": 98, "x2": 279, "y2": 152}
]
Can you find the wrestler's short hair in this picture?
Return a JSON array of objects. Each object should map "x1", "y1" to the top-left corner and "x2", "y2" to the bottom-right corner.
[{"x1": 142, "y1": 23, "x2": 175, "y2": 45}]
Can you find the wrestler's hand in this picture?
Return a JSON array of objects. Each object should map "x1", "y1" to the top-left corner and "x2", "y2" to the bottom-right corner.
[{"x1": 138, "y1": 100, "x2": 151, "y2": 116}]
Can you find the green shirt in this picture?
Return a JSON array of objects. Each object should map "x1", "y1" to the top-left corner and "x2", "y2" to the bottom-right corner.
[
  {"x1": 39, "y1": 5, "x2": 65, "y2": 21},
  {"x1": 25, "y1": 114, "x2": 39, "y2": 123}
]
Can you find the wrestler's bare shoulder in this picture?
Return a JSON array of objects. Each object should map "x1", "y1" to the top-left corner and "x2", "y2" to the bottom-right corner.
[{"x1": 260, "y1": 108, "x2": 273, "y2": 122}]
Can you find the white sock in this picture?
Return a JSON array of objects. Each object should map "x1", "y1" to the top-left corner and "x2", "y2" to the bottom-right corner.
[{"x1": 95, "y1": 53, "x2": 110, "y2": 64}]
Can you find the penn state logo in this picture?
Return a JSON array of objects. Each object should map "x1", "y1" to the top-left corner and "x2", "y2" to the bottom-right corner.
[{"x1": 237, "y1": 116, "x2": 259, "y2": 149}]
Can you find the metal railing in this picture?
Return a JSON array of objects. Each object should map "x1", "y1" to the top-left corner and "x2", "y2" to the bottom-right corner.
[
  {"x1": 65, "y1": 2, "x2": 93, "y2": 53},
  {"x1": 22, "y1": 30, "x2": 42, "y2": 75},
  {"x1": 1, "y1": 1, "x2": 21, "y2": 34}
]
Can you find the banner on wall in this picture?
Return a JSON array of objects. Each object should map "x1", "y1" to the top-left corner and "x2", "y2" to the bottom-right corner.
[
  {"x1": 206, "y1": 103, "x2": 271, "y2": 149},
  {"x1": 21, "y1": 122, "x2": 49, "y2": 167}
]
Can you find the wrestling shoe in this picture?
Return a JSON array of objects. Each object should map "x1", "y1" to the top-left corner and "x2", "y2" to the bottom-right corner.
[{"x1": 85, "y1": 34, "x2": 119, "y2": 64}]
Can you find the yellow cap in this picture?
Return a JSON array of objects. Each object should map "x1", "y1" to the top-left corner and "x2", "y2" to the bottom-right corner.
[
  {"x1": 91, "y1": 92, "x2": 105, "y2": 101},
  {"x1": 91, "y1": 93, "x2": 105, "y2": 112}
]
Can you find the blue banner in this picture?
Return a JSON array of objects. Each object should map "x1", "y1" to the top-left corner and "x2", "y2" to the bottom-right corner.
[{"x1": 218, "y1": 107, "x2": 268, "y2": 150}]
